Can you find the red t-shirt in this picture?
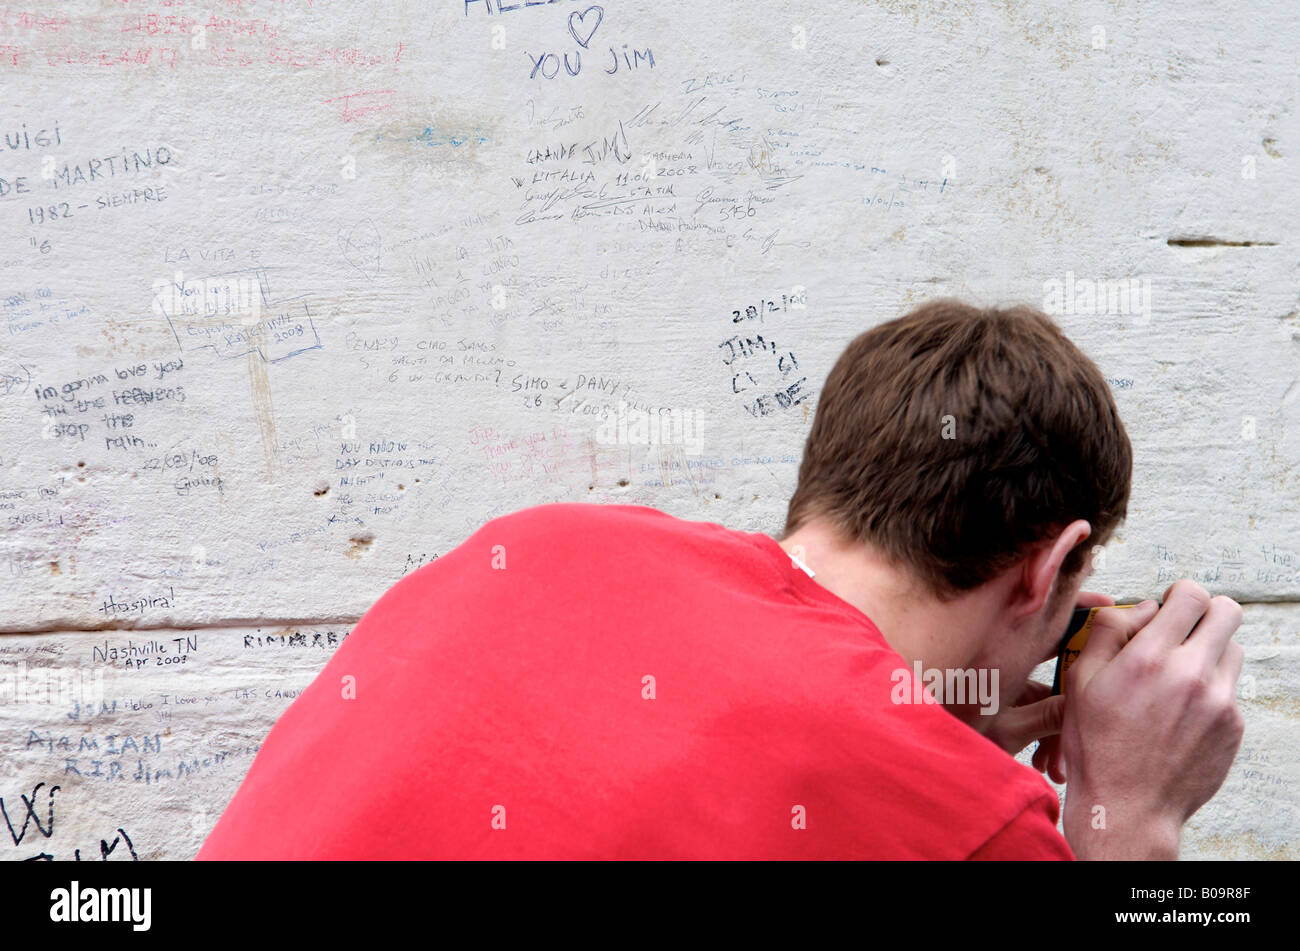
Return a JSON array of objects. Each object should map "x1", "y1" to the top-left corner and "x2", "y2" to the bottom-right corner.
[{"x1": 198, "y1": 502, "x2": 1073, "y2": 860}]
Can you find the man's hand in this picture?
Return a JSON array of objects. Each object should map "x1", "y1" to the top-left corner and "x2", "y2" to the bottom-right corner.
[
  {"x1": 981, "y1": 590, "x2": 1115, "y2": 784},
  {"x1": 1060, "y1": 580, "x2": 1246, "y2": 860},
  {"x1": 982, "y1": 678, "x2": 1063, "y2": 763}
]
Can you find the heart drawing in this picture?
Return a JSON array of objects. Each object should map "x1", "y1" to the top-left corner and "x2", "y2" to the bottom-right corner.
[{"x1": 568, "y1": 6, "x2": 604, "y2": 49}]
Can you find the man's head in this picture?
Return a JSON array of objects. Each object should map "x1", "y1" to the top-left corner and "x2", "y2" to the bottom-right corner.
[{"x1": 778, "y1": 298, "x2": 1132, "y2": 718}]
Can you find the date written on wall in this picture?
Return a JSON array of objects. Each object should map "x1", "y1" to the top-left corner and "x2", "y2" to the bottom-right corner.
[
  {"x1": 719, "y1": 291, "x2": 811, "y2": 418},
  {"x1": 90, "y1": 633, "x2": 196, "y2": 669}
]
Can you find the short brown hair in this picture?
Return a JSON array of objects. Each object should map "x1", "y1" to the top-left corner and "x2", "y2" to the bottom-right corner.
[{"x1": 782, "y1": 298, "x2": 1132, "y2": 601}]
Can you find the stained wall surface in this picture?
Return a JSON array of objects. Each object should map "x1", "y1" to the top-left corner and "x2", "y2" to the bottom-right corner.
[{"x1": 1, "y1": 0, "x2": 1296, "y2": 860}]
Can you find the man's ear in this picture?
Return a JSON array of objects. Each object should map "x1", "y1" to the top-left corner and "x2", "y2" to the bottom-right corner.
[{"x1": 1009, "y1": 519, "x2": 1091, "y2": 621}]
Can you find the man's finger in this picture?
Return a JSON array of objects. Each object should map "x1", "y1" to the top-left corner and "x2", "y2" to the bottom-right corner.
[
  {"x1": 1039, "y1": 591, "x2": 1116, "y2": 666},
  {"x1": 991, "y1": 695, "x2": 1065, "y2": 754},
  {"x1": 1066, "y1": 600, "x2": 1160, "y2": 695},
  {"x1": 1218, "y1": 638, "x2": 1245, "y2": 687},
  {"x1": 1031, "y1": 734, "x2": 1066, "y2": 783},
  {"x1": 1136, "y1": 579, "x2": 1213, "y2": 650},
  {"x1": 1049, "y1": 741, "x2": 1066, "y2": 784},
  {"x1": 1075, "y1": 590, "x2": 1116, "y2": 609},
  {"x1": 1183, "y1": 595, "x2": 1243, "y2": 670},
  {"x1": 1018, "y1": 679, "x2": 1052, "y2": 705}
]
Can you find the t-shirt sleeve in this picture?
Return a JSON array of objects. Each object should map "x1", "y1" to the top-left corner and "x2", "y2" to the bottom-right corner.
[{"x1": 967, "y1": 794, "x2": 1076, "y2": 860}]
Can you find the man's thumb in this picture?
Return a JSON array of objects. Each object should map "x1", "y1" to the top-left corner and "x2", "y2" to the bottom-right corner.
[
  {"x1": 988, "y1": 695, "x2": 1065, "y2": 754},
  {"x1": 1067, "y1": 600, "x2": 1161, "y2": 695}
]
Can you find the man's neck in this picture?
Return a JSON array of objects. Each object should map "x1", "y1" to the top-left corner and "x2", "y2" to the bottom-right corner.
[{"x1": 775, "y1": 521, "x2": 998, "y2": 675}]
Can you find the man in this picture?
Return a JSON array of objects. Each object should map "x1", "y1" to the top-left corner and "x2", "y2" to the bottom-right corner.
[{"x1": 198, "y1": 299, "x2": 1244, "y2": 859}]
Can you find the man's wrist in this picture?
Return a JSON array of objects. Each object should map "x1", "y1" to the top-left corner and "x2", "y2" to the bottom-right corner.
[{"x1": 1064, "y1": 792, "x2": 1182, "y2": 860}]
